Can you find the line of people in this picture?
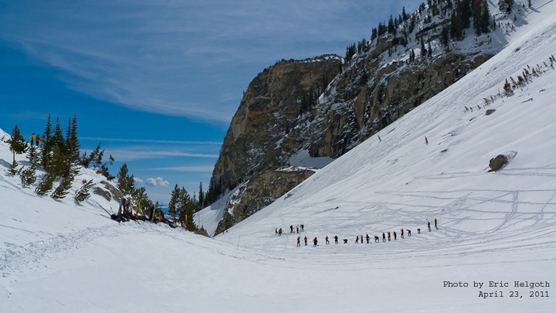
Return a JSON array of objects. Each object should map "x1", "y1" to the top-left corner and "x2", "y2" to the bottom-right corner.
[
  {"x1": 295, "y1": 219, "x2": 438, "y2": 247},
  {"x1": 275, "y1": 224, "x2": 304, "y2": 236}
]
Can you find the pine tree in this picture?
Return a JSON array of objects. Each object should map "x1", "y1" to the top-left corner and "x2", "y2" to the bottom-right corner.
[
  {"x1": 49, "y1": 145, "x2": 66, "y2": 177},
  {"x1": 53, "y1": 118, "x2": 66, "y2": 154},
  {"x1": 41, "y1": 115, "x2": 53, "y2": 169},
  {"x1": 440, "y1": 25, "x2": 450, "y2": 47},
  {"x1": 35, "y1": 173, "x2": 56, "y2": 196},
  {"x1": 51, "y1": 176, "x2": 73, "y2": 200},
  {"x1": 134, "y1": 186, "x2": 153, "y2": 211},
  {"x1": 198, "y1": 182, "x2": 204, "y2": 211},
  {"x1": 27, "y1": 145, "x2": 40, "y2": 167},
  {"x1": 177, "y1": 187, "x2": 198, "y2": 231},
  {"x1": 420, "y1": 39, "x2": 427, "y2": 58},
  {"x1": 75, "y1": 179, "x2": 94, "y2": 203},
  {"x1": 64, "y1": 115, "x2": 80, "y2": 177},
  {"x1": 168, "y1": 184, "x2": 180, "y2": 218},
  {"x1": 5, "y1": 125, "x2": 27, "y2": 163},
  {"x1": 20, "y1": 164, "x2": 37, "y2": 187},
  {"x1": 499, "y1": 0, "x2": 514, "y2": 14},
  {"x1": 116, "y1": 163, "x2": 135, "y2": 196},
  {"x1": 8, "y1": 160, "x2": 19, "y2": 176}
]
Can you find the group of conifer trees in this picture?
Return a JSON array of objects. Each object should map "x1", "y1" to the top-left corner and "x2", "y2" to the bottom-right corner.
[
  {"x1": 3, "y1": 115, "x2": 115, "y2": 202},
  {"x1": 347, "y1": 0, "x2": 522, "y2": 66},
  {"x1": 167, "y1": 184, "x2": 198, "y2": 232},
  {"x1": 115, "y1": 162, "x2": 153, "y2": 210}
]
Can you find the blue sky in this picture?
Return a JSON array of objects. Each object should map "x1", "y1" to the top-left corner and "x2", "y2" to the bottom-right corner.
[{"x1": 0, "y1": 0, "x2": 419, "y2": 203}]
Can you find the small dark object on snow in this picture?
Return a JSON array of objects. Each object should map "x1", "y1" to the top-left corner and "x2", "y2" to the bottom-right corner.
[
  {"x1": 489, "y1": 154, "x2": 508, "y2": 172},
  {"x1": 485, "y1": 109, "x2": 496, "y2": 115}
]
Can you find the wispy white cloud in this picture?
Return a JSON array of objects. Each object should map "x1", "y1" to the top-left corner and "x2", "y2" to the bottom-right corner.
[
  {"x1": 107, "y1": 148, "x2": 219, "y2": 161},
  {"x1": 145, "y1": 177, "x2": 169, "y2": 186},
  {"x1": 80, "y1": 137, "x2": 221, "y2": 145},
  {"x1": 133, "y1": 177, "x2": 144, "y2": 184},
  {"x1": 145, "y1": 166, "x2": 214, "y2": 172},
  {"x1": 0, "y1": 0, "x2": 413, "y2": 122},
  {"x1": 8, "y1": 111, "x2": 50, "y2": 121}
]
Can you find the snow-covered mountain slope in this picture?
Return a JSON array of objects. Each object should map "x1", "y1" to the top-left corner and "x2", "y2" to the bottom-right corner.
[{"x1": 2, "y1": 1, "x2": 556, "y2": 312}]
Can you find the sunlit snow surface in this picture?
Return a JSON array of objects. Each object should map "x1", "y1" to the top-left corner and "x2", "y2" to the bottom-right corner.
[{"x1": 3, "y1": 2, "x2": 556, "y2": 312}]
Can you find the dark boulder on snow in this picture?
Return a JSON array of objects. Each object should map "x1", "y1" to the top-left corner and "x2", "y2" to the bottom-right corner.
[
  {"x1": 488, "y1": 155, "x2": 509, "y2": 172},
  {"x1": 485, "y1": 109, "x2": 496, "y2": 115}
]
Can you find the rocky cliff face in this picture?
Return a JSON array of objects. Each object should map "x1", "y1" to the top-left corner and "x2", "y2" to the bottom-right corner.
[
  {"x1": 210, "y1": 55, "x2": 342, "y2": 198},
  {"x1": 208, "y1": 5, "x2": 507, "y2": 235}
]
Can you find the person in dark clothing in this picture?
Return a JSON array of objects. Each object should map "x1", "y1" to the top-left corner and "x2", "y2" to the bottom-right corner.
[
  {"x1": 355, "y1": 236, "x2": 359, "y2": 244},
  {"x1": 417, "y1": 228, "x2": 421, "y2": 234},
  {"x1": 435, "y1": 218, "x2": 438, "y2": 229},
  {"x1": 279, "y1": 228, "x2": 282, "y2": 235},
  {"x1": 375, "y1": 236, "x2": 379, "y2": 243},
  {"x1": 334, "y1": 235, "x2": 338, "y2": 244},
  {"x1": 325, "y1": 236, "x2": 329, "y2": 244},
  {"x1": 401, "y1": 229, "x2": 404, "y2": 239},
  {"x1": 366, "y1": 234, "x2": 370, "y2": 244},
  {"x1": 301, "y1": 224, "x2": 304, "y2": 231},
  {"x1": 297, "y1": 236, "x2": 300, "y2": 247},
  {"x1": 382, "y1": 232, "x2": 386, "y2": 242},
  {"x1": 304, "y1": 236, "x2": 307, "y2": 246},
  {"x1": 290, "y1": 225, "x2": 293, "y2": 233},
  {"x1": 407, "y1": 229, "x2": 411, "y2": 236},
  {"x1": 393, "y1": 231, "x2": 397, "y2": 240},
  {"x1": 313, "y1": 237, "x2": 318, "y2": 247},
  {"x1": 343, "y1": 239, "x2": 348, "y2": 244},
  {"x1": 388, "y1": 232, "x2": 391, "y2": 241},
  {"x1": 428, "y1": 221, "x2": 431, "y2": 232}
]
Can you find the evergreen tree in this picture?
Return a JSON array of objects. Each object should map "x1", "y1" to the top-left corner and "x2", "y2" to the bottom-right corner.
[
  {"x1": 472, "y1": 0, "x2": 490, "y2": 36},
  {"x1": 20, "y1": 164, "x2": 37, "y2": 187},
  {"x1": 371, "y1": 28, "x2": 377, "y2": 42},
  {"x1": 420, "y1": 39, "x2": 427, "y2": 58},
  {"x1": 49, "y1": 145, "x2": 66, "y2": 177},
  {"x1": 5, "y1": 125, "x2": 27, "y2": 163},
  {"x1": 51, "y1": 176, "x2": 73, "y2": 200},
  {"x1": 178, "y1": 187, "x2": 198, "y2": 232},
  {"x1": 75, "y1": 179, "x2": 94, "y2": 203},
  {"x1": 41, "y1": 115, "x2": 53, "y2": 169},
  {"x1": 440, "y1": 25, "x2": 450, "y2": 47},
  {"x1": 27, "y1": 145, "x2": 40, "y2": 167},
  {"x1": 8, "y1": 160, "x2": 19, "y2": 176},
  {"x1": 134, "y1": 186, "x2": 153, "y2": 211},
  {"x1": 198, "y1": 182, "x2": 204, "y2": 211},
  {"x1": 388, "y1": 15, "x2": 395, "y2": 34},
  {"x1": 168, "y1": 184, "x2": 180, "y2": 218},
  {"x1": 64, "y1": 115, "x2": 80, "y2": 177},
  {"x1": 499, "y1": 0, "x2": 514, "y2": 14},
  {"x1": 116, "y1": 163, "x2": 135, "y2": 196},
  {"x1": 35, "y1": 173, "x2": 56, "y2": 196},
  {"x1": 53, "y1": 118, "x2": 66, "y2": 155}
]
